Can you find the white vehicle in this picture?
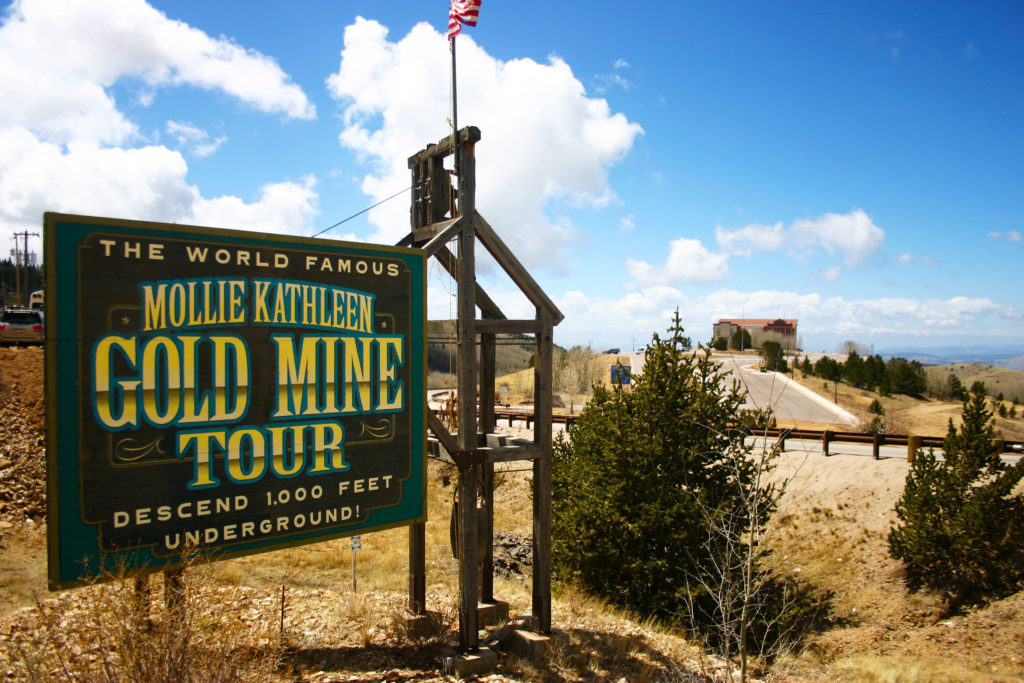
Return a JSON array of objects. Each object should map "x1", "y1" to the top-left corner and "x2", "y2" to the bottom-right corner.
[{"x1": 29, "y1": 290, "x2": 43, "y2": 310}]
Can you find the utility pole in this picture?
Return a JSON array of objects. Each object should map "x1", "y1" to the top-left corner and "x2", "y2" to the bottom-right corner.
[{"x1": 11, "y1": 231, "x2": 39, "y2": 307}]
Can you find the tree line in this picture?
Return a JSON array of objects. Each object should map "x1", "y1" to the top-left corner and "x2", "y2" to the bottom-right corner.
[
  {"x1": 0, "y1": 259, "x2": 43, "y2": 307},
  {"x1": 798, "y1": 350, "x2": 929, "y2": 397}
]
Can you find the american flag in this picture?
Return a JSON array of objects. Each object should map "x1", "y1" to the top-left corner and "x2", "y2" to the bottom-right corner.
[{"x1": 448, "y1": 0, "x2": 481, "y2": 39}]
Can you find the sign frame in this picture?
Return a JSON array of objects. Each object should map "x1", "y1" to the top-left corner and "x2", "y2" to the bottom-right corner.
[{"x1": 45, "y1": 213, "x2": 426, "y2": 590}]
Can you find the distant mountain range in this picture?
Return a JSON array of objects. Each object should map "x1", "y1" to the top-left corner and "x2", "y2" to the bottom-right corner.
[{"x1": 878, "y1": 346, "x2": 1024, "y2": 371}]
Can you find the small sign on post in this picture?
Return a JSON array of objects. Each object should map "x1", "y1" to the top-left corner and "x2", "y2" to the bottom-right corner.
[
  {"x1": 351, "y1": 535, "x2": 361, "y2": 592},
  {"x1": 611, "y1": 365, "x2": 631, "y2": 386}
]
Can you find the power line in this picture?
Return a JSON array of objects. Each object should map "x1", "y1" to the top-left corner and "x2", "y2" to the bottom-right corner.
[{"x1": 312, "y1": 186, "x2": 412, "y2": 239}]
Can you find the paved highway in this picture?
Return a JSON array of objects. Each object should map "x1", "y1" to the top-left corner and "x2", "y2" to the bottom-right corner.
[{"x1": 712, "y1": 353, "x2": 859, "y2": 427}]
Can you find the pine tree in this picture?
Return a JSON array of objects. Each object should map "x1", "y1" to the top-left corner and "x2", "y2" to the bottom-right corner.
[
  {"x1": 552, "y1": 312, "x2": 777, "y2": 621},
  {"x1": 888, "y1": 385, "x2": 1024, "y2": 606}
]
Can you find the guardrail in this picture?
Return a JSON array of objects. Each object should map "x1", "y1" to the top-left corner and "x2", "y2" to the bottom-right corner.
[
  {"x1": 488, "y1": 408, "x2": 1024, "y2": 461},
  {"x1": 738, "y1": 427, "x2": 1022, "y2": 461},
  {"x1": 493, "y1": 408, "x2": 577, "y2": 428}
]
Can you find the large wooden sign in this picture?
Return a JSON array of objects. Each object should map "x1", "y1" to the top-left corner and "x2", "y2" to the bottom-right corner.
[{"x1": 45, "y1": 213, "x2": 426, "y2": 589}]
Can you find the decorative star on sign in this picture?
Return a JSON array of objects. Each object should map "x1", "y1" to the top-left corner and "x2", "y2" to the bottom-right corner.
[
  {"x1": 380, "y1": 319, "x2": 389, "y2": 330},
  {"x1": 121, "y1": 314, "x2": 133, "y2": 327}
]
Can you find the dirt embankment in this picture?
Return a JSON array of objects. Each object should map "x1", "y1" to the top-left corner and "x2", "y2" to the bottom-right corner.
[{"x1": 0, "y1": 346, "x2": 46, "y2": 526}]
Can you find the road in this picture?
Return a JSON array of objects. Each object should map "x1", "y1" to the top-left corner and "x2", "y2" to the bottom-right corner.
[
  {"x1": 431, "y1": 354, "x2": 860, "y2": 429},
  {"x1": 712, "y1": 353, "x2": 859, "y2": 427}
]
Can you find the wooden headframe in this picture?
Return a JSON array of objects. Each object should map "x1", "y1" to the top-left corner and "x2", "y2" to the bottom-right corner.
[{"x1": 399, "y1": 127, "x2": 562, "y2": 651}]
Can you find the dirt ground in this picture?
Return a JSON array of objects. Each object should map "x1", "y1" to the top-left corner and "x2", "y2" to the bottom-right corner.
[{"x1": 2, "y1": 347, "x2": 1023, "y2": 681}]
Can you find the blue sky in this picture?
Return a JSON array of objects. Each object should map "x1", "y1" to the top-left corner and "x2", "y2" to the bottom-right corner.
[{"x1": 2, "y1": 0, "x2": 1022, "y2": 352}]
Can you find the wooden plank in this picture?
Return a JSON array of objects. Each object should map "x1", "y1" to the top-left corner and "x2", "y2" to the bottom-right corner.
[
  {"x1": 457, "y1": 464, "x2": 479, "y2": 649},
  {"x1": 532, "y1": 309, "x2": 554, "y2": 633},
  {"x1": 428, "y1": 154, "x2": 449, "y2": 224},
  {"x1": 475, "y1": 212, "x2": 564, "y2": 325},
  {"x1": 407, "y1": 126, "x2": 482, "y2": 167},
  {"x1": 481, "y1": 463, "x2": 494, "y2": 603},
  {"x1": 427, "y1": 440, "x2": 544, "y2": 464},
  {"x1": 456, "y1": 137, "x2": 479, "y2": 652},
  {"x1": 411, "y1": 160, "x2": 425, "y2": 230},
  {"x1": 409, "y1": 522, "x2": 426, "y2": 614},
  {"x1": 485, "y1": 444, "x2": 543, "y2": 463},
  {"x1": 480, "y1": 329, "x2": 496, "y2": 605},
  {"x1": 427, "y1": 410, "x2": 458, "y2": 455},
  {"x1": 422, "y1": 216, "x2": 464, "y2": 255},
  {"x1": 474, "y1": 319, "x2": 542, "y2": 335}
]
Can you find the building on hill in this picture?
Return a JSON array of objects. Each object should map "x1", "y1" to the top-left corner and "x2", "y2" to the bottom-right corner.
[{"x1": 713, "y1": 318, "x2": 799, "y2": 350}]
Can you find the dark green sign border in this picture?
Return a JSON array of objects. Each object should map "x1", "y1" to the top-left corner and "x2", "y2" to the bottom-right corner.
[{"x1": 45, "y1": 213, "x2": 426, "y2": 589}]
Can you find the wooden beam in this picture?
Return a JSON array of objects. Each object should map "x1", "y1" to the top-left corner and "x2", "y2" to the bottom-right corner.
[
  {"x1": 532, "y1": 308, "x2": 554, "y2": 633},
  {"x1": 479, "y1": 329, "x2": 496, "y2": 604},
  {"x1": 428, "y1": 153, "x2": 449, "y2": 224},
  {"x1": 484, "y1": 444, "x2": 543, "y2": 462},
  {"x1": 407, "y1": 126, "x2": 482, "y2": 167},
  {"x1": 427, "y1": 410, "x2": 458, "y2": 455},
  {"x1": 422, "y1": 216, "x2": 464, "y2": 255},
  {"x1": 474, "y1": 212, "x2": 564, "y2": 325},
  {"x1": 409, "y1": 522, "x2": 426, "y2": 614},
  {"x1": 474, "y1": 319, "x2": 541, "y2": 335},
  {"x1": 456, "y1": 135, "x2": 480, "y2": 652}
]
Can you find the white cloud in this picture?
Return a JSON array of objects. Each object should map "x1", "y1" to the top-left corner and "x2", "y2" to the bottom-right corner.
[
  {"x1": 557, "y1": 285, "x2": 690, "y2": 340},
  {"x1": 554, "y1": 286, "x2": 1022, "y2": 346},
  {"x1": 626, "y1": 237, "x2": 730, "y2": 287},
  {"x1": 988, "y1": 230, "x2": 1022, "y2": 245},
  {"x1": 0, "y1": 129, "x2": 318, "y2": 237},
  {"x1": 325, "y1": 18, "x2": 642, "y2": 270},
  {"x1": 627, "y1": 209, "x2": 884, "y2": 289},
  {"x1": 166, "y1": 121, "x2": 225, "y2": 158},
  {"x1": 0, "y1": 130, "x2": 196, "y2": 225},
  {"x1": 714, "y1": 221, "x2": 786, "y2": 256},
  {"x1": 0, "y1": 0, "x2": 319, "y2": 253},
  {"x1": 191, "y1": 175, "x2": 319, "y2": 235},
  {"x1": 897, "y1": 253, "x2": 912, "y2": 265},
  {"x1": 0, "y1": 0, "x2": 314, "y2": 146},
  {"x1": 595, "y1": 71, "x2": 633, "y2": 92},
  {"x1": 716, "y1": 209, "x2": 884, "y2": 265},
  {"x1": 821, "y1": 265, "x2": 841, "y2": 281},
  {"x1": 619, "y1": 215, "x2": 635, "y2": 232}
]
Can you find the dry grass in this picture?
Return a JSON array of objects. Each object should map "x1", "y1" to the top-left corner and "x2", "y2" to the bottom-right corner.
[
  {"x1": 1, "y1": 562, "x2": 282, "y2": 682},
  {"x1": 925, "y1": 363, "x2": 1024, "y2": 405},
  {"x1": 502, "y1": 584, "x2": 716, "y2": 682},
  {"x1": 211, "y1": 459, "x2": 461, "y2": 594},
  {"x1": 827, "y1": 654, "x2": 1024, "y2": 682}
]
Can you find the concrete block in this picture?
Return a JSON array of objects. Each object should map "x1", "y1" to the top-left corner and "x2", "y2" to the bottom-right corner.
[
  {"x1": 502, "y1": 628, "x2": 549, "y2": 662},
  {"x1": 442, "y1": 646, "x2": 498, "y2": 679},
  {"x1": 476, "y1": 600, "x2": 509, "y2": 627}
]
